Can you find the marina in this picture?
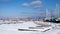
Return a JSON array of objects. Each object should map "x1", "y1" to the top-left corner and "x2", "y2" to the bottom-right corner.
[{"x1": 0, "y1": 0, "x2": 60, "y2": 34}]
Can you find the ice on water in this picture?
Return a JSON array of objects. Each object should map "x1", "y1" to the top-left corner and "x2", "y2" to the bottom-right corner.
[{"x1": 0, "y1": 22, "x2": 60, "y2": 34}]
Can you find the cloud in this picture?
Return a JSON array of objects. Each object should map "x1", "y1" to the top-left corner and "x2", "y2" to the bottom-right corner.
[
  {"x1": 30, "y1": 0, "x2": 42, "y2": 10},
  {"x1": 22, "y1": 3, "x2": 29, "y2": 7},
  {"x1": 22, "y1": 0, "x2": 42, "y2": 10},
  {"x1": 30, "y1": 1, "x2": 42, "y2": 6},
  {"x1": 22, "y1": 0, "x2": 42, "y2": 6}
]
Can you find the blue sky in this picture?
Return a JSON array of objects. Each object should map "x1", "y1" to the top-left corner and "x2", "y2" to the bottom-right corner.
[{"x1": 0, "y1": 0, "x2": 60, "y2": 17}]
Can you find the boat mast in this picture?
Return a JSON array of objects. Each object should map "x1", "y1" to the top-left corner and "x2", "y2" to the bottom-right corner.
[
  {"x1": 55, "y1": 4, "x2": 59, "y2": 18},
  {"x1": 45, "y1": 8, "x2": 51, "y2": 18},
  {"x1": 57, "y1": 4, "x2": 59, "y2": 18}
]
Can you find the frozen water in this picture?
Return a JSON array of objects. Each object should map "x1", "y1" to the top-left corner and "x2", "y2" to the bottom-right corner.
[{"x1": 0, "y1": 22, "x2": 60, "y2": 34}]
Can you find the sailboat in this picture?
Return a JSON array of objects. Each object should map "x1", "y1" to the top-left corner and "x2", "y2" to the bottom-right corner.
[{"x1": 43, "y1": 4, "x2": 60, "y2": 23}]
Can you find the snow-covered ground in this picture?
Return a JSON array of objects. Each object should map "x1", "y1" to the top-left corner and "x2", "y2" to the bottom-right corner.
[{"x1": 0, "y1": 22, "x2": 60, "y2": 34}]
